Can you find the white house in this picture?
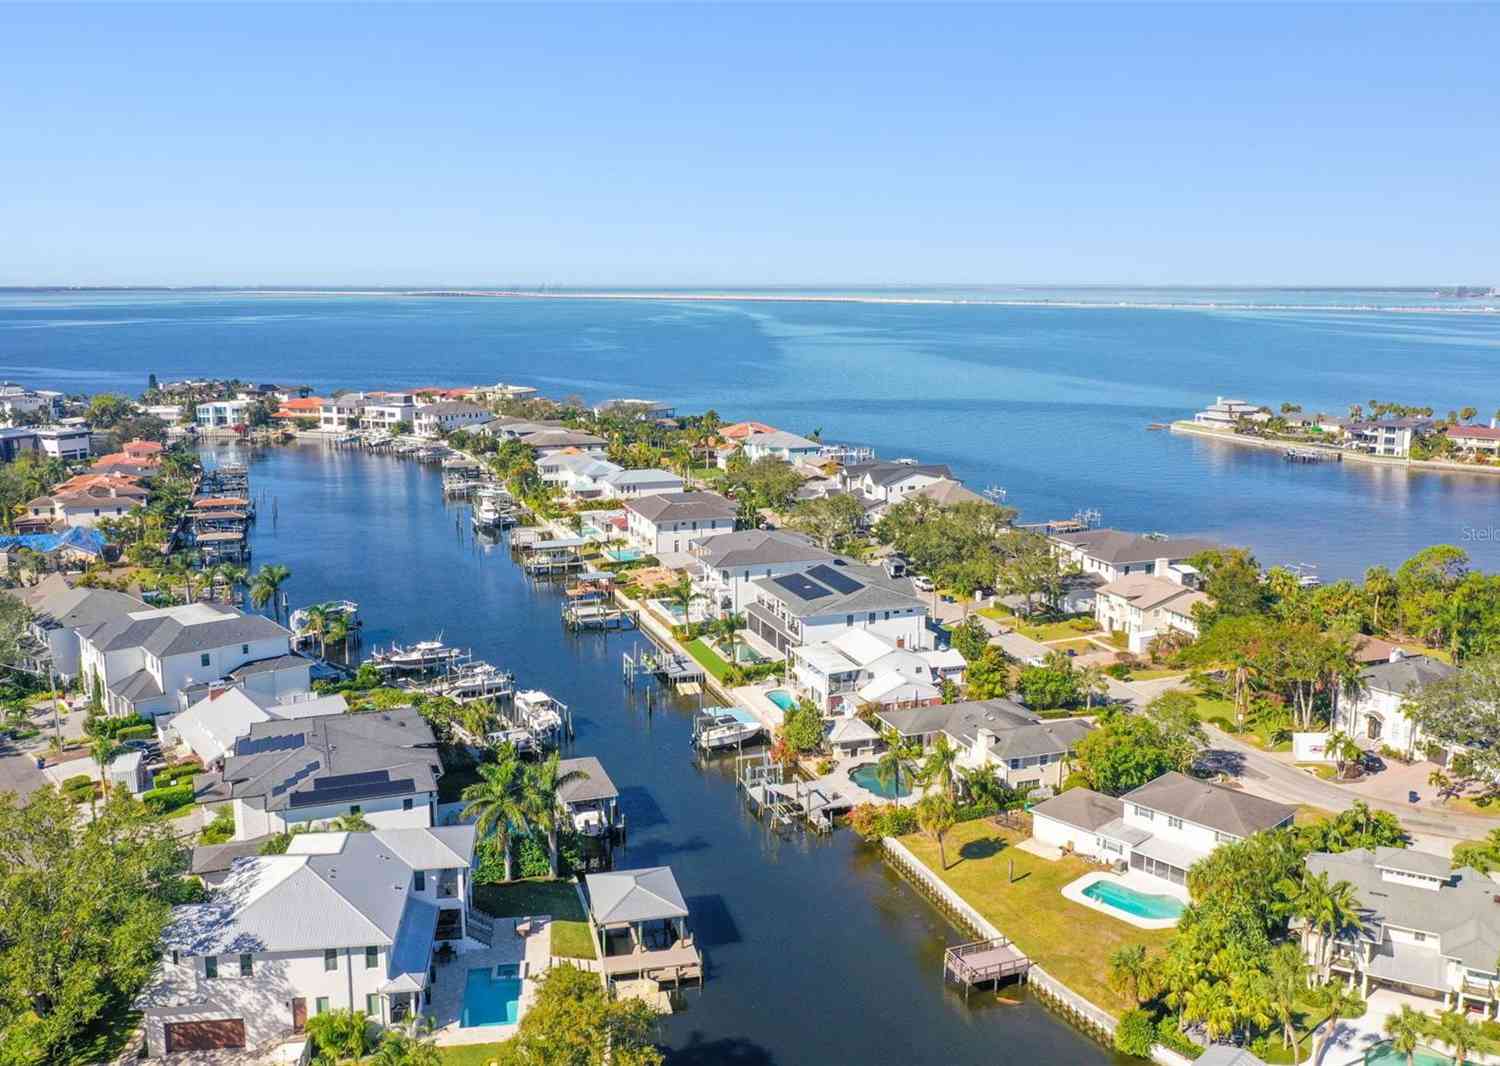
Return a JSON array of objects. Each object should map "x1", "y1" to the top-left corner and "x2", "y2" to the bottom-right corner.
[
  {"x1": 360, "y1": 393, "x2": 417, "y2": 431},
  {"x1": 1447, "y1": 423, "x2": 1500, "y2": 456},
  {"x1": 16, "y1": 574, "x2": 146, "y2": 679},
  {"x1": 1030, "y1": 772, "x2": 1295, "y2": 888},
  {"x1": 1049, "y1": 528, "x2": 1223, "y2": 584},
  {"x1": 1331, "y1": 651, "x2": 1457, "y2": 755},
  {"x1": 193, "y1": 706, "x2": 442, "y2": 842},
  {"x1": 839, "y1": 460, "x2": 955, "y2": 505},
  {"x1": 163, "y1": 687, "x2": 349, "y2": 768},
  {"x1": 537, "y1": 451, "x2": 624, "y2": 497},
  {"x1": 139, "y1": 825, "x2": 476, "y2": 1054},
  {"x1": 414, "y1": 401, "x2": 490, "y2": 438},
  {"x1": 1094, "y1": 572, "x2": 1211, "y2": 654},
  {"x1": 34, "y1": 424, "x2": 93, "y2": 460},
  {"x1": 745, "y1": 560, "x2": 931, "y2": 655},
  {"x1": 623, "y1": 491, "x2": 738, "y2": 556},
  {"x1": 76, "y1": 603, "x2": 300, "y2": 719},
  {"x1": 319, "y1": 396, "x2": 365, "y2": 432},
  {"x1": 195, "y1": 400, "x2": 253, "y2": 430},
  {"x1": 25, "y1": 483, "x2": 146, "y2": 528},
  {"x1": 692, "y1": 529, "x2": 835, "y2": 616},
  {"x1": 600, "y1": 468, "x2": 684, "y2": 499},
  {"x1": 1302, "y1": 847, "x2": 1500, "y2": 1015},
  {"x1": 742, "y1": 430, "x2": 823, "y2": 465},
  {"x1": 876, "y1": 699, "x2": 1093, "y2": 792},
  {"x1": 792, "y1": 627, "x2": 965, "y2": 716},
  {"x1": 0, "y1": 383, "x2": 63, "y2": 420},
  {"x1": 1191, "y1": 396, "x2": 1267, "y2": 428}
]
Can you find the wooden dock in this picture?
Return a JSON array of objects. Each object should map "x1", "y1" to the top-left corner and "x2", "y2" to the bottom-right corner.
[{"x1": 942, "y1": 936, "x2": 1030, "y2": 996}]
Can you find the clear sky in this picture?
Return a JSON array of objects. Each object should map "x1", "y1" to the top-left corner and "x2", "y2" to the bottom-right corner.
[{"x1": 3, "y1": 3, "x2": 1496, "y2": 287}]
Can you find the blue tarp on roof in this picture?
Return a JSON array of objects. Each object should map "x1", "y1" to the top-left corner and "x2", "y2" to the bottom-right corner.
[{"x1": 0, "y1": 526, "x2": 107, "y2": 557}]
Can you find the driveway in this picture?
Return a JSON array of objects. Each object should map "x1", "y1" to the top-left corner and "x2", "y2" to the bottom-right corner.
[{"x1": 0, "y1": 743, "x2": 46, "y2": 798}]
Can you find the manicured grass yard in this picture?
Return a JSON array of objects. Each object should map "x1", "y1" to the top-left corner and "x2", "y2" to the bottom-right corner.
[
  {"x1": 473, "y1": 878, "x2": 597, "y2": 960},
  {"x1": 437, "y1": 1042, "x2": 510, "y2": 1065},
  {"x1": 685, "y1": 637, "x2": 731, "y2": 682},
  {"x1": 899, "y1": 821, "x2": 1172, "y2": 1016},
  {"x1": 1046, "y1": 638, "x2": 1097, "y2": 654}
]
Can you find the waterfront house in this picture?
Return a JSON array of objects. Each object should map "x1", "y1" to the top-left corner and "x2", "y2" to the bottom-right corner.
[
  {"x1": 1331, "y1": 650, "x2": 1457, "y2": 756},
  {"x1": 556, "y1": 755, "x2": 624, "y2": 840},
  {"x1": 1030, "y1": 772, "x2": 1294, "y2": 887},
  {"x1": 139, "y1": 825, "x2": 477, "y2": 1054},
  {"x1": 594, "y1": 398, "x2": 674, "y2": 420},
  {"x1": 537, "y1": 450, "x2": 625, "y2": 497},
  {"x1": 15, "y1": 573, "x2": 146, "y2": 679},
  {"x1": 319, "y1": 395, "x2": 364, "y2": 432},
  {"x1": 477, "y1": 416, "x2": 565, "y2": 440},
  {"x1": 1191, "y1": 396, "x2": 1268, "y2": 428},
  {"x1": 876, "y1": 699, "x2": 1093, "y2": 793},
  {"x1": 746, "y1": 560, "x2": 931, "y2": 655},
  {"x1": 791, "y1": 627, "x2": 965, "y2": 716},
  {"x1": 1346, "y1": 417, "x2": 1433, "y2": 458},
  {"x1": 76, "y1": 603, "x2": 299, "y2": 719},
  {"x1": 25, "y1": 481, "x2": 145, "y2": 528},
  {"x1": 0, "y1": 383, "x2": 63, "y2": 420},
  {"x1": 521, "y1": 428, "x2": 608, "y2": 457},
  {"x1": 1446, "y1": 423, "x2": 1500, "y2": 457},
  {"x1": 1301, "y1": 847, "x2": 1500, "y2": 1015},
  {"x1": 742, "y1": 429, "x2": 823, "y2": 465},
  {"x1": 584, "y1": 866, "x2": 702, "y2": 989},
  {"x1": 164, "y1": 687, "x2": 349, "y2": 768},
  {"x1": 195, "y1": 399, "x2": 253, "y2": 430},
  {"x1": 601, "y1": 468, "x2": 684, "y2": 499},
  {"x1": 270, "y1": 396, "x2": 326, "y2": 426},
  {"x1": 839, "y1": 460, "x2": 954, "y2": 505},
  {"x1": 473, "y1": 381, "x2": 538, "y2": 402},
  {"x1": 719, "y1": 420, "x2": 777, "y2": 440},
  {"x1": 359, "y1": 392, "x2": 417, "y2": 431},
  {"x1": 1093, "y1": 572, "x2": 1211, "y2": 654},
  {"x1": 414, "y1": 400, "x2": 490, "y2": 437},
  {"x1": 908, "y1": 477, "x2": 988, "y2": 508},
  {"x1": 34, "y1": 424, "x2": 93, "y2": 460},
  {"x1": 193, "y1": 706, "x2": 441, "y2": 841},
  {"x1": 692, "y1": 528, "x2": 835, "y2": 616},
  {"x1": 1049, "y1": 528, "x2": 1222, "y2": 584},
  {"x1": 623, "y1": 491, "x2": 738, "y2": 556}
]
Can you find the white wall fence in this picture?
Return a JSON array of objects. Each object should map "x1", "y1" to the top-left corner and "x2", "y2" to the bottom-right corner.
[{"x1": 880, "y1": 836, "x2": 1192, "y2": 1066}]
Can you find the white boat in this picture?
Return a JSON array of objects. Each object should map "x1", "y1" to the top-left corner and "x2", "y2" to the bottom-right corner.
[
  {"x1": 515, "y1": 689, "x2": 566, "y2": 735},
  {"x1": 486, "y1": 726, "x2": 539, "y2": 754},
  {"x1": 372, "y1": 639, "x2": 463, "y2": 672},
  {"x1": 695, "y1": 709, "x2": 764, "y2": 751},
  {"x1": 472, "y1": 494, "x2": 507, "y2": 530},
  {"x1": 289, "y1": 599, "x2": 360, "y2": 633},
  {"x1": 436, "y1": 662, "x2": 515, "y2": 700}
]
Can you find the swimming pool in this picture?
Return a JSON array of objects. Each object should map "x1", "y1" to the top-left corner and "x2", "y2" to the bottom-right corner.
[
  {"x1": 1082, "y1": 879, "x2": 1185, "y2": 921},
  {"x1": 461, "y1": 964, "x2": 522, "y2": 1027},
  {"x1": 850, "y1": 762, "x2": 912, "y2": 799},
  {"x1": 1365, "y1": 1043, "x2": 1467, "y2": 1066},
  {"x1": 766, "y1": 689, "x2": 797, "y2": 712},
  {"x1": 604, "y1": 548, "x2": 643, "y2": 563}
]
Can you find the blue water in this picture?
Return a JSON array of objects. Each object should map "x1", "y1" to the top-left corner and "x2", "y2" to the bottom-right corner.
[
  {"x1": 461, "y1": 965, "x2": 521, "y2": 1027},
  {"x1": 1081, "y1": 879, "x2": 1185, "y2": 921},
  {"x1": 766, "y1": 689, "x2": 797, "y2": 712},
  {"x1": 850, "y1": 762, "x2": 913, "y2": 800},
  {"x1": 6, "y1": 288, "x2": 1500, "y2": 576}
]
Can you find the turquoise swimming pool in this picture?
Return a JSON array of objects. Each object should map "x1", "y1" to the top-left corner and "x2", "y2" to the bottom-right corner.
[
  {"x1": 766, "y1": 689, "x2": 797, "y2": 712},
  {"x1": 1082, "y1": 879, "x2": 1184, "y2": 921},
  {"x1": 850, "y1": 762, "x2": 912, "y2": 799},
  {"x1": 461, "y1": 964, "x2": 521, "y2": 1027},
  {"x1": 604, "y1": 548, "x2": 643, "y2": 562},
  {"x1": 1365, "y1": 1043, "x2": 1468, "y2": 1066}
]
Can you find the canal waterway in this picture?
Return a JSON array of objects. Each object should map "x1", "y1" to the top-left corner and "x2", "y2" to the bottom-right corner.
[{"x1": 213, "y1": 440, "x2": 1125, "y2": 1065}]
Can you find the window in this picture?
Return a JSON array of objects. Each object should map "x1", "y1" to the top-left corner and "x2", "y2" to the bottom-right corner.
[
  {"x1": 365, "y1": 946, "x2": 379, "y2": 969},
  {"x1": 1413, "y1": 932, "x2": 1428, "y2": 943},
  {"x1": 414, "y1": 870, "x2": 426, "y2": 891},
  {"x1": 241, "y1": 644, "x2": 249, "y2": 654},
  {"x1": 200, "y1": 653, "x2": 211, "y2": 668},
  {"x1": 203, "y1": 956, "x2": 218, "y2": 979},
  {"x1": 403, "y1": 797, "x2": 414, "y2": 811},
  {"x1": 365, "y1": 994, "x2": 380, "y2": 1016},
  {"x1": 323, "y1": 948, "x2": 338, "y2": 972},
  {"x1": 316, "y1": 997, "x2": 330, "y2": 1016},
  {"x1": 1016, "y1": 779, "x2": 1040, "y2": 791},
  {"x1": 170, "y1": 950, "x2": 180, "y2": 965},
  {"x1": 1133, "y1": 805, "x2": 1154, "y2": 821},
  {"x1": 239, "y1": 953, "x2": 253, "y2": 977},
  {"x1": 1214, "y1": 831, "x2": 1237, "y2": 844},
  {"x1": 349, "y1": 805, "x2": 361, "y2": 816},
  {"x1": 1167, "y1": 816, "x2": 1183, "y2": 830}
]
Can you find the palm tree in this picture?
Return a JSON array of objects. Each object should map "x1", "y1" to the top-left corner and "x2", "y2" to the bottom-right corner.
[
  {"x1": 1315, "y1": 981, "x2": 1364, "y2": 1065},
  {"x1": 373, "y1": 1027, "x2": 441, "y2": 1066},
  {"x1": 1108, "y1": 943, "x2": 1154, "y2": 1008},
  {"x1": 917, "y1": 733, "x2": 960, "y2": 799},
  {"x1": 1430, "y1": 1010, "x2": 1486, "y2": 1065},
  {"x1": 249, "y1": 563, "x2": 292, "y2": 622},
  {"x1": 1384, "y1": 1004, "x2": 1429, "y2": 1066},
  {"x1": 1078, "y1": 663, "x2": 1108, "y2": 709},
  {"x1": 301, "y1": 604, "x2": 330, "y2": 657},
  {"x1": 460, "y1": 746, "x2": 528, "y2": 882},
  {"x1": 521, "y1": 752, "x2": 589, "y2": 878},
  {"x1": 324, "y1": 616, "x2": 350, "y2": 657},
  {"x1": 329, "y1": 811, "x2": 373, "y2": 832},
  {"x1": 1267, "y1": 942, "x2": 1310, "y2": 1062},
  {"x1": 1298, "y1": 871, "x2": 1362, "y2": 979},
  {"x1": 915, "y1": 794, "x2": 956, "y2": 870},
  {"x1": 875, "y1": 727, "x2": 919, "y2": 796}
]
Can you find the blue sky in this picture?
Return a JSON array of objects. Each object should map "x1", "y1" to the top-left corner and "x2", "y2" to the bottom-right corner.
[{"x1": 3, "y1": 3, "x2": 1496, "y2": 286}]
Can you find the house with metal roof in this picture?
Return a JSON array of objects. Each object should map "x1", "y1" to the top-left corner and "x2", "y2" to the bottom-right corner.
[
  {"x1": 584, "y1": 866, "x2": 702, "y2": 990},
  {"x1": 877, "y1": 699, "x2": 1093, "y2": 792},
  {"x1": 193, "y1": 706, "x2": 441, "y2": 841},
  {"x1": 164, "y1": 687, "x2": 349, "y2": 768},
  {"x1": 623, "y1": 491, "x2": 738, "y2": 556},
  {"x1": 1301, "y1": 846, "x2": 1500, "y2": 1014},
  {"x1": 76, "y1": 602, "x2": 299, "y2": 719},
  {"x1": 692, "y1": 529, "x2": 835, "y2": 615},
  {"x1": 556, "y1": 755, "x2": 624, "y2": 842},
  {"x1": 792, "y1": 627, "x2": 965, "y2": 716},
  {"x1": 1030, "y1": 772, "x2": 1294, "y2": 889},
  {"x1": 1331, "y1": 650, "x2": 1458, "y2": 756},
  {"x1": 745, "y1": 559, "x2": 930, "y2": 655},
  {"x1": 600, "y1": 467, "x2": 684, "y2": 500},
  {"x1": 742, "y1": 429, "x2": 823, "y2": 464},
  {"x1": 140, "y1": 825, "x2": 477, "y2": 1055}
]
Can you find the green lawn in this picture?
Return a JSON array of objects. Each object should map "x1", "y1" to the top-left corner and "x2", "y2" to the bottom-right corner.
[
  {"x1": 685, "y1": 637, "x2": 731, "y2": 682},
  {"x1": 437, "y1": 1043, "x2": 510, "y2": 1065},
  {"x1": 473, "y1": 878, "x2": 597, "y2": 960},
  {"x1": 1046, "y1": 638, "x2": 1098, "y2": 654},
  {"x1": 899, "y1": 821, "x2": 1172, "y2": 1016},
  {"x1": 1128, "y1": 667, "x2": 1186, "y2": 681}
]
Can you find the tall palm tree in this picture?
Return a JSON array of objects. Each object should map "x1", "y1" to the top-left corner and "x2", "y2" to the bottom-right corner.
[
  {"x1": 917, "y1": 733, "x2": 960, "y2": 799},
  {"x1": 1267, "y1": 942, "x2": 1310, "y2": 1062},
  {"x1": 1107, "y1": 943, "x2": 1154, "y2": 1008},
  {"x1": 324, "y1": 616, "x2": 350, "y2": 657},
  {"x1": 1298, "y1": 871, "x2": 1362, "y2": 979},
  {"x1": 301, "y1": 604, "x2": 330, "y2": 657},
  {"x1": 1384, "y1": 1004, "x2": 1429, "y2": 1066},
  {"x1": 875, "y1": 727, "x2": 919, "y2": 796},
  {"x1": 1077, "y1": 663, "x2": 1108, "y2": 710},
  {"x1": 1430, "y1": 1010, "x2": 1485, "y2": 1066},
  {"x1": 521, "y1": 753, "x2": 589, "y2": 878},
  {"x1": 915, "y1": 794, "x2": 956, "y2": 870},
  {"x1": 1316, "y1": 982, "x2": 1365, "y2": 1066},
  {"x1": 460, "y1": 746, "x2": 528, "y2": 882},
  {"x1": 250, "y1": 563, "x2": 292, "y2": 622}
]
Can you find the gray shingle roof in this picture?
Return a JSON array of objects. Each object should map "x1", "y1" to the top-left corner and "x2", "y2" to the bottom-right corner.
[
  {"x1": 110, "y1": 667, "x2": 163, "y2": 701},
  {"x1": 876, "y1": 699, "x2": 1092, "y2": 758},
  {"x1": 1050, "y1": 528, "x2": 1224, "y2": 566},
  {"x1": 1122, "y1": 772, "x2": 1295, "y2": 837},
  {"x1": 744, "y1": 430, "x2": 821, "y2": 450},
  {"x1": 845, "y1": 460, "x2": 953, "y2": 487},
  {"x1": 1030, "y1": 788, "x2": 1126, "y2": 833},
  {"x1": 229, "y1": 652, "x2": 312, "y2": 678},
  {"x1": 1195, "y1": 1047, "x2": 1268, "y2": 1066},
  {"x1": 1360, "y1": 655, "x2": 1456, "y2": 695},
  {"x1": 625, "y1": 491, "x2": 738, "y2": 523},
  {"x1": 750, "y1": 560, "x2": 924, "y2": 617},
  {"x1": 418, "y1": 401, "x2": 488, "y2": 416},
  {"x1": 79, "y1": 603, "x2": 290, "y2": 657},
  {"x1": 697, "y1": 529, "x2": 833, "y2": 570},
  {"x1": 557, "y1": 756, "x2": 617, "y2": 804},
  {"x1": 22, "y1": 580, "x2": 146, "y2": 631},
  {"x1": 520, "y1": 429, "x2": 606, "y2": 448}
]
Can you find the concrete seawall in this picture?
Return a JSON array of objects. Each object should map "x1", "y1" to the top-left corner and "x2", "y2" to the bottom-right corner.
[{"x1": 1169, "y1": 420, "x2": 1500, "y2": 478}]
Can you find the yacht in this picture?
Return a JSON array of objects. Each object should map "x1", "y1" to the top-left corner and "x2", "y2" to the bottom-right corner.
[
  {"x1": 695, "y1": 709, "x2": 764, "y2": 751},
  {"x1": 372, "y1": 639, "x2": 463, "y2": 672}
]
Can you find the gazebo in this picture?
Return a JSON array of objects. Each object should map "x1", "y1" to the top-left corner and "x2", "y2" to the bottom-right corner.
[
  {"x1": 584, "y1": 866, "x2": 702, "y2": 988},
  {"x1": 828, "y1": 716, "x2": 879, "y2": 758}
]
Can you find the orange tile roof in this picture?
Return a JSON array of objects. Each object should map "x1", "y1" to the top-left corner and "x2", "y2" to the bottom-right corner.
[{"x1": 720, "y1": 421, "x2": 777, "y2": 439}]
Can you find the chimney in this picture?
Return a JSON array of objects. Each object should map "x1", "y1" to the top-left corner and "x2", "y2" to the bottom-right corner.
[
  {"x1": 976, "y1": 728, "x2": 996, "y2": 760},
  {"x1": 1157, "y1": 558, "x2": 1177, "y2": 583}
]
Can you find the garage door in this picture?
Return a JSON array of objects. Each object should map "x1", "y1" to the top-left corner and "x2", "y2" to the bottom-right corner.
[{"x1": 165, "y1": 1019, "x2": 246, "y2": 1052}]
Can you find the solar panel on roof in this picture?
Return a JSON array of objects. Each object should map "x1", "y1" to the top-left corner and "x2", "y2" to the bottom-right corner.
[
  {"x1": 236, "y1": 732, "x2": 305, "y2": 756},
  {"x1": 271, "y1": 761, "x2": 321, "y2": 797},
  {"x1": 771, "y1": 572, "x2": 831, "y2": 600},
  {"x1": 289, "y1": 777, "x2": 414, "y2": 808},
  {"x1": 310, "y1": 770, "x2": 389, "y2": 791},
  {"x1": 807, "y1": 564, "x2": 863, "y2": 595}
]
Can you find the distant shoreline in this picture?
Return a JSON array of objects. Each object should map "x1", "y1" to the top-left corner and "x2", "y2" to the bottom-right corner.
[{"x1": 1169, "y1": 420, "x2": 1500, "y2": 478}]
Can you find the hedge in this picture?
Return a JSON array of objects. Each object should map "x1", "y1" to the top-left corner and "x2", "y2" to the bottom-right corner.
[
  {"x1": 154, "y1": 762, "x2": 201, "y2": 786},
  {"x1": 115, "y1": 724, "x2": 155, "y2": 741},
  {"x1": 89, "y1": 714, "x2": 148, "y2": 738},
  {"x1": 141, "y1": 782, "x2": 194, "y2": 814},
  {"x1": 62, "y1": 774, "x2": 94, "y2": 792}
]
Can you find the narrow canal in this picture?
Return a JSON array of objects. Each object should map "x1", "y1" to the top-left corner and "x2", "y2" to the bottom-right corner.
[{"x1": 214, "y1": 441, "x2": 1127, "y2": 1066}]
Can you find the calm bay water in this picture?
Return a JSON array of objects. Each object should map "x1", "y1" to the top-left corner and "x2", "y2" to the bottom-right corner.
[
  {"x1": 5, "y1": 288, "x2": 1500, "y2": 576},
  {"x1": 214, "y1": 440, "x2": 1123, "y2": 1066}
]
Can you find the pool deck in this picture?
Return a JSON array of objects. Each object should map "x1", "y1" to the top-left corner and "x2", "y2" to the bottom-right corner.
[
  {"x1": 1060, "y1": 871, "x2": 1186, "y2": 930},
  {"x1": 428, "y1": 917, "x2": 552, "y2": 1046}
]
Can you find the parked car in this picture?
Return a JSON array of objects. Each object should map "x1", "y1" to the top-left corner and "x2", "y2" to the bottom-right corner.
[{"x1": 912, "y1": 575, "x2": 934, "y2": 593}]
